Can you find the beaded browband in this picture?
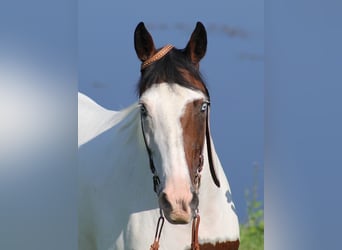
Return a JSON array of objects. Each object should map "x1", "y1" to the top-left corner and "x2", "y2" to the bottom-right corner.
[{"x1": 141, "y1": 44, "x2": 174, "y2": 70}]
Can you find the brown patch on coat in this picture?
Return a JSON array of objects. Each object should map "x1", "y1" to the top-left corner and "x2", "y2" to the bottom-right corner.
[
  {"x1": 178, "y1": 67, "x2": 208, "y2": 96},
  {"x1": 186, "y1": 240, "x2": 240, "y2": 250},
  {"x1": 180, "y1": 99, "x2": 207, "y2": 187}
]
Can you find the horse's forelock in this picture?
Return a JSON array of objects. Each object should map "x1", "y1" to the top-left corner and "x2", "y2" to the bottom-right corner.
[{"x1": 137, "y1": 49, "x2": 209, "y2": 99}]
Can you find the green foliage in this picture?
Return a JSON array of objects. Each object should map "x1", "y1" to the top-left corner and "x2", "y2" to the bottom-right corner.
[{"x1": 239, "y1": 164, "x2": 264, "y2": 250}]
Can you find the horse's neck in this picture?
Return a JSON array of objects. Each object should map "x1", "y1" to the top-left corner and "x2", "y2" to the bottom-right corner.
[
  {"x1": 196, "y1": 137, "x2": 240, "y2": 243},
  {"x1": 79, "y1": 102, "x2": 161, "y2": 249}
]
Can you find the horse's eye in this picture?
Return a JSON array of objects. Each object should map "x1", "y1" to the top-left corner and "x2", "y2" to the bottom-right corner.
[
  {"x1": 140, "y1": 104, "x2": 148, "y2": 116},
  {"x1": 201, "y1": 102, "x2": 209, "y2": 112}
]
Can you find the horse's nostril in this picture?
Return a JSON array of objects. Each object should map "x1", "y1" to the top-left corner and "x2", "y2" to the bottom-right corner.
[{"x1": 160, "y1": 192, "x2": 172, "y2": 210}]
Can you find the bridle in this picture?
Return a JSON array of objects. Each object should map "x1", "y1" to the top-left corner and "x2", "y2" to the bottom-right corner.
[
  {"x1": 139, "y1": 44, "x2": 219, "y2": 250},
  {"x1": 140, "y1": 106, "x2": 206, "y2": 250},
  {"x1": 140, "y1": 115, "x2": 161, "y2": 194}
]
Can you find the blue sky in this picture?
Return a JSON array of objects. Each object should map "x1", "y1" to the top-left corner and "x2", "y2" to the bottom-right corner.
[{"x1": 79, "y1": 0, "x2": 264, "y2": 222}]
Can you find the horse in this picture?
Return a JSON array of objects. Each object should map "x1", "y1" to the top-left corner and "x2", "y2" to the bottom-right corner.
[{"x1": 78, "y1": 22, "x2": 240, "y2": 250}]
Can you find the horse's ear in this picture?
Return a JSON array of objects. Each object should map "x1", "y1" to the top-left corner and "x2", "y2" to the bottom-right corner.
[
  {"x1": 134, "y1": 22, "x2": 156, "y2": 62},
  {"x1": 185, "y1": 22, "x2": 207, "y2": 67}
]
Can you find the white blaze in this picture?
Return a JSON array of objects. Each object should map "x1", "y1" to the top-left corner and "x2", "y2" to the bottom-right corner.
[
  {"x1": 140, "y1": 83, "x2": 205, "y2": 187},
  {"x1": 139, "y1": 83, "x2": 207, "y2": 223}
]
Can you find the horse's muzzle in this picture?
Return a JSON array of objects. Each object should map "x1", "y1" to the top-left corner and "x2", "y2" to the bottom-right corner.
[{"x1": 159, "y1": 191, "x2": 199, "y2": 224}]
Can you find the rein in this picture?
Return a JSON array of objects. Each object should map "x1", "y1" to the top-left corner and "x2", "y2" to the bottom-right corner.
[
  {"x1": 150, "y1": 211, "x2": 165, "y2": 250},
  {"x1": 191, "y1": 214, "x2": 201, "y2": 250},
  {"x1": 150, "y1": 212, "x2": 201, "y2": 250}
]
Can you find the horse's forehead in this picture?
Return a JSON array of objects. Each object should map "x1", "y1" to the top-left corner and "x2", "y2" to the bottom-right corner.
[{"x1": 140, "y1": 83, "x2": 205, "y2": 115}]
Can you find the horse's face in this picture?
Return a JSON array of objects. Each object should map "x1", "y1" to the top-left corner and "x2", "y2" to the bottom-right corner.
[
  {"x1": 135, "y1": 22, "x2": 220, "y2": 224},
  {"x1": 140, "y1": 83, "x2": 208, "y2": 223}
]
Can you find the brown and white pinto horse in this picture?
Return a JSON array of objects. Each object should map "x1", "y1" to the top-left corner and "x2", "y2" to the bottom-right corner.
[{"x1": 78, "y1": 22, "x2": 239, "y2": 250}]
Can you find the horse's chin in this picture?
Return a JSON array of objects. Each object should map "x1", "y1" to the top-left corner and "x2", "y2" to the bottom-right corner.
[{"x1": 163, "y1": 209, "x2": 192, "y2": 224}]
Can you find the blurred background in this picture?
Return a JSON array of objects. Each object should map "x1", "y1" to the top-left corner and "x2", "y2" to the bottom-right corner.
[{"x1": 4, "y1": 0, "x2": 341, "y2": 250}]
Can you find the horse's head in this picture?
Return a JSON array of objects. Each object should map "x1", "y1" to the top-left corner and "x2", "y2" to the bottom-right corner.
[{"x1": 134, "y1": 22, "x2": 220, "y2": 224}]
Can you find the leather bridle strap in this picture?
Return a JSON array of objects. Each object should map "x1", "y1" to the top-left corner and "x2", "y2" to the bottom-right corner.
[
  {"x1": 141, "y1": 44, "x2": 174, "y2": 70},
  {"x1": 206, "y1": 106, "x2": 220, "y2": 187},
  {"x1": 140, "y1": 115, "x2": 160, "y2": 193},
  {"x1": 150, "y1": 212, "x2": 165, "y2": 250},
  {"x1": 150, "y1": 212, "x2": 200, "y2": 250},
  {"x1": 191, "y1": 214, "x2": 201, "y2": 250}
]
